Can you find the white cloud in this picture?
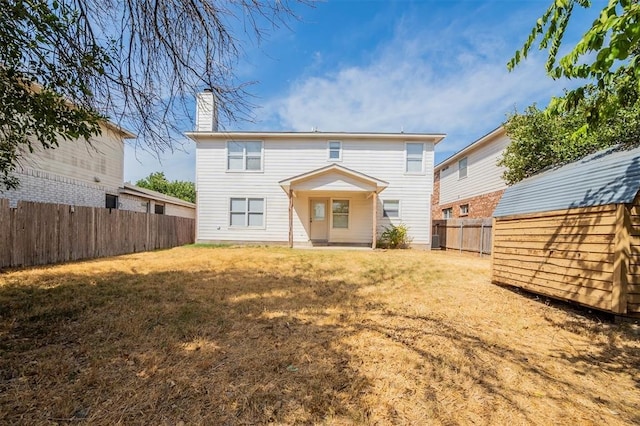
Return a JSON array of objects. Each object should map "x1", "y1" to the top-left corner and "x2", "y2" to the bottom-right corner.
[{"x1": 260, "y1": 19, "x2": 575, "y2": 160}]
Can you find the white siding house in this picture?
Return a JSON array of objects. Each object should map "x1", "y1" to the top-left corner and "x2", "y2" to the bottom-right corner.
[
  {"x1": 3, "y1": 122, "x2": 135, "y2": 208},
  {"x1": 3, "y1": 120, "x2": 196, "y2": 218},
  {"x1": 433, "y1": 127, "x2": 509, "y2": 219},
  {"x1": 188, "y1": 100, "x2": 444, "y2": 247}
]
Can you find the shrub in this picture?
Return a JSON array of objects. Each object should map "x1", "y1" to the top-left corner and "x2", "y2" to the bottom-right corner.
[{"x1": 377, "y1": 224, "x2": 411, "y2": 249}]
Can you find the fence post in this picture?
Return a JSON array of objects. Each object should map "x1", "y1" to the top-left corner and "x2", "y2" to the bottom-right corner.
[
  {"x1": 479, "y1": 222, "x2": 484, "y2": 258},
  {"x1": 459, "y1": 221, "x2": 463, "y2": 253}
]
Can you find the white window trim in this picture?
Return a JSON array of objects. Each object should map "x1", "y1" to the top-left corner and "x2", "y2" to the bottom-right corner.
[
  {"x1": 404, "y1": 142, "x2": 425, "y2": 175},
  {"x1": 458, "y1": 157, "x2": 468, "y2": 180},
  {"x1": 327, "y1": 140, "x2": 343, "y2": 162},
  {"x1": 382, "y1": 199, "x2": 400, "y2": 218},
  {"x1": 228, "y1": 197, "x2": 266, "y2": 229},
  {"x1": 226, "y1": 140, "x2": 264, "y2": 173},
  {"x1": 330, "y1": 198, "x2": 350, "y2": 230}
]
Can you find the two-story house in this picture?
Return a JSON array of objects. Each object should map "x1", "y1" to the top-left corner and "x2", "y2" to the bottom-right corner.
[
  {"x1": 188, "y1": 91, "x2": 445, "y2": 248},
  {"x1": 3, "y1": 119, "x2": 195, "y2": 218},
  {"x1": 432, "y1": 126, "x2": 509, "y2": 219}
]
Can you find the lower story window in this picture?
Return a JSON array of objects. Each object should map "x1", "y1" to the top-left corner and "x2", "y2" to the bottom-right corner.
[
  {"x1": 230, "y1": 198, "x2": 264, "y2": 227},
  {"x1": 105, "y1": 194, "x2": 118, "y2": 209},
  {"x1": 460, "y1": 204, "x2": 469, "y2": 216},
  {"x1": 383, "y1": 200, "x2": 400, "y2": 218},
  {"x1": 442, "y1": 207, "x2": 453, "y2": 219},
  {"x1": 332, "y1": 200, "x2": 349, "y2": 229}
]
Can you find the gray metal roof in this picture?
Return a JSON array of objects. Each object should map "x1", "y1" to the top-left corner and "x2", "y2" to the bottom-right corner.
[{"x1": 493, "y1": 144, "x2": 640, "y2": 218}]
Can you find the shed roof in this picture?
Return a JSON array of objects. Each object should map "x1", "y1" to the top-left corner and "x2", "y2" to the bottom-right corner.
[{"x1": 493, "y1": 144, "x2": 640, "y2": 218}]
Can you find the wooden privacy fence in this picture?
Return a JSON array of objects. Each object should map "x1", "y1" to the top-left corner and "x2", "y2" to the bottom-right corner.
[
  {"x1": 0, "y1": 199, "x2": 195, "y2": 269},
  {"x1": 432, "y1": 218, "x2": 493, "y2": 256}
]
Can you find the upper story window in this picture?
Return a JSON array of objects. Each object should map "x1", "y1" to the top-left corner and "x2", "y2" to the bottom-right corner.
[
  {"x1": 383, "y1": 200, "x2": 400, "y2": 218},
  {"x1": 154, "y1": 204, "x2": 165, "y2": 215},
  {"x1": 227, "y1": 141, "x2": 263, "y2": 171},
  {"x1": 328, "y1": 141, "x2": 342, "y2": 161},
  {"x1": 406, "y1": 143, "x2": 424, "y2": 173},
  {"x1": 458, "y1": 157, "x2": 468, "y2": 179}
]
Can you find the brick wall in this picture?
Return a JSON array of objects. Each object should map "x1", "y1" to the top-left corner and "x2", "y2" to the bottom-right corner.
[
  {"x1": 432, "y1": 188, "x2": 504, "y2": 219},
  {"x1": 431, "y1": 169, "x2": 441, "y2": 220},
  {"x1": 120, "y1": 194, "x2": 150, "y2": 213},
  {"x1": 2, "y1": 167, "x2": 112, "y2": 208}
]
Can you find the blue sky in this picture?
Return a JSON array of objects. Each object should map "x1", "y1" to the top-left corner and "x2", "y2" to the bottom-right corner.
[{"x1": 123, "y1": 0, "x2": 601, "y2": 184}]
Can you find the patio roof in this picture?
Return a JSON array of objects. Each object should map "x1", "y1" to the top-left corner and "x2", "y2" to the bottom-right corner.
[{"x1": 278, "y1": 164, "x2": 389, "y2": 195}]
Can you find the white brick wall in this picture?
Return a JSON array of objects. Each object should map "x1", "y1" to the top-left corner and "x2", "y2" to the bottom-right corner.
[
  {"x1": 1, "y1": 167, "x2": 112, "y2": 208},
  {"x1": 119, "y1": 194, "x2": 149, "y2": 213},
  {"x1": 3, "y1": 168, "x2": 196, "y2": 220}
]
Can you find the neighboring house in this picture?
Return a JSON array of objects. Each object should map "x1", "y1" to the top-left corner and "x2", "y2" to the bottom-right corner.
[
  {"x1": 119, "y1": 183, "x2": 196, "y2": 219},
  {"x1": 2, "y1": 120, "x2": 195, "y2": 218},
  {"x1": 188, "y1": 92, "x2": 445, "y2": 248},
  {"x1": 4, "y1": 121, "x2": 134, "y2": 208},
  {"x1": 432, "y1": 126, "x2": 509, "y2": 219}
]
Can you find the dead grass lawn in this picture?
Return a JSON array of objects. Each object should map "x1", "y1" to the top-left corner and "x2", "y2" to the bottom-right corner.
[{"x1": 0, "y1": 246, "x2": 639, "y2": 425}]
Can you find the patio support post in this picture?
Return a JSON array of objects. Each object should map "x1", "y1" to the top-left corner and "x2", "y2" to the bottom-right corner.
[
  {"x1": 288, "y1": 191, "x2": 293, "y2": 248},
  {"x1": 372, "y1": 192, "x2": 377, "y2": 249}
]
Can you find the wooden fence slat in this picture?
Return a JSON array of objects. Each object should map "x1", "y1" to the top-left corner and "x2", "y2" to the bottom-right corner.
[
  {"x1": 0, "y1": 198, "x2": 194, "y2": 269},
  {"x1": 0, "y1": 199, "x2": 10, "y2": 268},
  {"x1": 432, "y1": 218, "x2": 493, "y2": 255}
]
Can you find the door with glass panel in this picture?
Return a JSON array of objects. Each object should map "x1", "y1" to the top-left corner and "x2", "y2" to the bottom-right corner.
[{"x1": 309, "y1": 199, "x2": 328, "y2": 242}]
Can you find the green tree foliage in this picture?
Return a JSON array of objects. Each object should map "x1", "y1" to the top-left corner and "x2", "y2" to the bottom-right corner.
[
  {"x1": 135, "y1": 172, "x2": 195, "y2": 203},
  {"x1": 508, "y1": 0, "x2": 640, "y2": 122},
  {"x1": 1, "y1": 0, "x2": 306, "y2": 190},
  {"x1": 0, "y1": 1, "x2": 108, "y2": 189},
  {"x1": 500, "y1": 87, "x2": 640, "y2": 184}
]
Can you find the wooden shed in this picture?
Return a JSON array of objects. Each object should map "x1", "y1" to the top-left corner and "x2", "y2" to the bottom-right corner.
[{"x1": 491, "y1": 145, "x2": 640, "y2": 318}]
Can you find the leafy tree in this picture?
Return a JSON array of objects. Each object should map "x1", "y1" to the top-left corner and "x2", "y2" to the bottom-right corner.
[
  {"x1": 508, "y1": 0, "x2": 640, "y2": 122},
  {"x1": 500, "y1": 87, "x2": 640, "y2": 184},
  {"x1": 503, "y1": 0, "x2": 640, "y2": 184},
  {"x1": 135, "y1": 172, "x2": 195, "y2": 203},
  {"x1": 1, "y1": 0, "x2": 306, "y2": 190},
  {"x1": 1, "y1": 1, "x2": 108, "y2": 189}
]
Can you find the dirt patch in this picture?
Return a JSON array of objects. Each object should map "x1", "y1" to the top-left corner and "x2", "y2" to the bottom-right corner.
[{"x1": 0, "y1": 247, "x2": 638, "y2": 425}]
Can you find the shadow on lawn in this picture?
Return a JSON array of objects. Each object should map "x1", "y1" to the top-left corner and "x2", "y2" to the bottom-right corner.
[
  {"x1": 355, "y1": 310, "x2": 640, "y2": 424},
  {"x1": 0, "y1": 265, "x2": 373, "y2": 425},
  {"x1": 1, "y1": 260, "x2": 639, "y2": 425}
]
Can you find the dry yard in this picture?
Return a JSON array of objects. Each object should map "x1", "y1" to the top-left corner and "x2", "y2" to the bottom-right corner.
[{"x1": 0, "y1": 246, "x2": 638, "y2": 425}]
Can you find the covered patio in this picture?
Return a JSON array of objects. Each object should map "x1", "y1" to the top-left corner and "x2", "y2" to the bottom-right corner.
[{"x1": 279, "y1": 164, "x2": 389, "y2": 248}]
